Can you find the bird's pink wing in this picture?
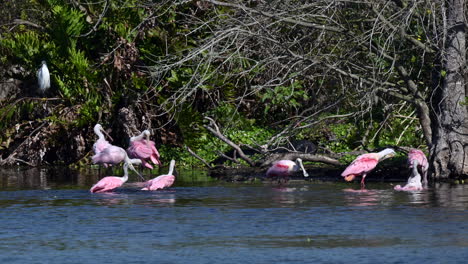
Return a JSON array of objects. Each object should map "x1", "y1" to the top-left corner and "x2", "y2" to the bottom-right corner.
[
  {"x1": 128, "y1": 141, "x2": 153, "y2": 159},
  {"x1": 146, "y1": 175, "x2": 175, "y2": 190},
  {"x1": 408, "y1": 149, "x2": 428, "y2": 170},
  {"x1": 149, "y1": 144, "x2": 161, "y2": 166},
  {"x1": 90, "y1": 177, "x2": 122, "y2": 193},
  {"x1": 129, "y1": 140, "x2": 161, "y2": 167},
  {"x1": 92, "y1": 146, "x2": 125, "y2": 165},
  {"x1": 341, "y1": 155, "x2": 379, "y2": 177},
  {"x1": 147, "y1": 141, "x2": 160, "y2": 155},
  {"x1": 93, "y1": 139, "x2": 111, "y2": 154},
  {"x1": 266, "y1": 163, "x2": 290, "y2": 177}
]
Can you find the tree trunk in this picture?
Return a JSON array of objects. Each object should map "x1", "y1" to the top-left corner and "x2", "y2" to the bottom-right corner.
[{"x1": 431, "y1": 0, "x2": 467, "y2": 178}]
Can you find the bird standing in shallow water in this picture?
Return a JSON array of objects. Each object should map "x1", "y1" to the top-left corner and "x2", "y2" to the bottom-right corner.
[
  {"x1": 266, "y1": 158, "x2": 309, "y2": 183},
  {"x1": 407, "y1": 149, "x2": 428, "y2": 188},
  {"x1": 341, "y1": 148, "x2": 396, "y2": 188},
  {"x1": 142, "y1": 160, "x2": 176, "y2": 191},
  {"x1": 37, "y1": 60, "x2": 50, "y2": 95},
  {"x1": 127, "y1": 130, "x2": 161, "y2": 169},
  {"x1": 90, "y1": 159, "x2": 142, "y2": 193},
  {"x1": 394, "y1": 159, "x2": 423, "y2": 191},
  {"x1": 92, "y1": 143, "x2": 144, "y2": 180}
]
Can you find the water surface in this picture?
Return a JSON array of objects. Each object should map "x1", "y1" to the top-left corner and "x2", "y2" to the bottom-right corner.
[{"x1": 1, "y1": 167, "x2": 468, "y2": 263}]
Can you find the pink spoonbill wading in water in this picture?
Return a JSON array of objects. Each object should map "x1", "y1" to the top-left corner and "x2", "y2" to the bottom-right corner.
[
  {"x1": 142, "y1": 160, "x2": 176, "y2": 191},
  {"x1": 394, "y1": 159, "x2": 423, "y2": 191},
  {"x1": 407, "y1": 149, "x2": 428, "y2": 188},
  {"x1": 127, "y1": 130, "x2": 162, "y2": 169},
  {"x1": 266, "y1": 158, "x2": 309, "y2": 183},
  {"x1": 341, "y1": 148, "x2": 396, "y2": 188},
  {"x1": 90, "y1": 159, "x2": 142, "y2": 193}
]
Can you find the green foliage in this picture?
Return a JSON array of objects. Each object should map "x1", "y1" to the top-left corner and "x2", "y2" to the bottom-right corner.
[
  {"x1": 338, "y1": 154, "x2": 357, "y2": 164},
  {"x1": 327, "y1": 123, "x2": 355, "y2": 153},
  {"x1": 260, "y1": 79, "x2": 309, "y2": 115},
  {"x1": 49, "y1": 2, "x2": 85, "y2": 50},
  {"x1": 0, "y1": 31, "x2": 42, "y2": 64},
  {"x1": 0, "y1": 1, "x2": 432, "y2": 167}
]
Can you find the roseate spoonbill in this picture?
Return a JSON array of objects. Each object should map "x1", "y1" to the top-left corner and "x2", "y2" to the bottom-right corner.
[
  {"x1": 341, "y1": 148, "x2": 396, "y2": 188},
  {"x1": 266, "y1": 158, "x2": 309, "y2": 182},
  {"x1": 394, "y1": 159, "x2": 423, "y2": 191},
  {"x1": 93, "y1": 124, "x2": 112, "y2": 155},
  {"x1": 90, "y1": 159, "x2": 142, "y2": 193},
  {"x1": 92, "y1": 145, "x2": 144, "y2": 179},
  {"x1": 142, "y1": 160, "x2": 176, "y2": 191},
  {"x1": 127, "y1": 130, "x2": 161, "y2": 169},
  {"x1": 407, "y1": 149, "x2": 429, "y2": 188},
  {"x1": 37, "y1": 60, "x2": 50, "y2": 94}
]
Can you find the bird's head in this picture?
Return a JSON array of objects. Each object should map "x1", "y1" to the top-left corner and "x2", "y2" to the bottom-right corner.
[
  {"x1": 378, "y1": 148, "x2": 396, "y2": 161},
  {"x1": 294, "y1": 158, "x2": 309, "y2": 177},
  {"x1": 94, "y1": 124, "x2": 113, "y2": 141},
  {"x1": 143, "y1": 130, "x2": 151, "y2": 141},
  {"x1": 41, "y1": 60, "x2": 47, "y2": 65},
  {"x1": 94, "y1": 124, "x2": 103, "y2": 135}
]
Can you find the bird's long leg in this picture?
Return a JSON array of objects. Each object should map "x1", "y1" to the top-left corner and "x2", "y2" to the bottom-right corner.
[
  {"x1": 360, "y1": 174, "x2": 367, "y2": 189},
  {"x1": 422, "y1": 169, "x2": 428, "y2": 189}
]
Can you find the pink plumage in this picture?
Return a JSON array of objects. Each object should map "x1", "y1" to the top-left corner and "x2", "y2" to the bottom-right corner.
[
  {"x1": 90, "y1": 160, "x2": 141, "y2": 193},
  {"x1": 407, "y1": 149, "x2": 428, "y2": 187},
  {"x1": 90, "y1": 176, "x2": 126, "y2": 193},
  {"x1": 94, "y1": 139, "x2": 111, "y2": 154},
  {"x1": 341, "y1": 154, "x2": 379, "y2": 181},
  {"x1": 407, "y1": 149, "x2": 428, "y2": 171},
  {"x1": 92, "y1": 145, "x2": 127, "y2": 167},
  {"x1": 142, "y1": 160, "x2": 176, "y2": 191},
  {"x1": 265, "y1": 158, "x2": 309, "y2": 182},
  {"x1": 341, "y1": 148, "x2": 396, "y2": 188},
  {"x1": 142, "y1": 175, "x2": 175, "y2": 191},
  {"x1": 127, "y1": 130, "x2": 161, "y2": 169},
  {"x1": 395, "y1": 155, "x2": 424, "y2": 192},
  {"x1": 266, "y1": 160, "x2": 297, "y2": 178},
  {"x1": 394, "y1": 182, "x2": 422, "y2": 191},
  {"x1": 92, "y1": 124, "x2": 111, "y2": 155}
]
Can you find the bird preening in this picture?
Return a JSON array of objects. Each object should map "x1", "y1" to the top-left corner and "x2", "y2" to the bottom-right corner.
[
  {"x1": 394, "y1": 149, "x2": 428, "y2": 191},
  {"x1": 394, "y1": 159, "x2": 423, "y2": 191},
  {"x1": 89, "y1": 123, "x2": 429, "y2": 193},
  {"x1": 340, "y1": 148, "x2": 429, "y2": 190},
  {"x1": 90, "y1": 124, "x2": 166, "y2": 193},
  {"x1": 127, "y1": 130, "x2": 162, "y2": 169},
  {"x1": 407, "y1": 149, "x2": 428, "y2": 188}
]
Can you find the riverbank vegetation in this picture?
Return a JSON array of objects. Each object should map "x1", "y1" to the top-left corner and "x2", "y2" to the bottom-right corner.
[{"x1": 0, "y1": 1, "x2": 466, "y2": 179}]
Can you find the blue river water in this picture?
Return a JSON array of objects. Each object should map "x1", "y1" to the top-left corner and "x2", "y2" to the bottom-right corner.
[{"x1": 1, "y1": 167, "x2": 468, "y2": 263}]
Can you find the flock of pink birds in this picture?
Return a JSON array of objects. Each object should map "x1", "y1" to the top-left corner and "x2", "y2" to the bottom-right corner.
[
  {"x1": 90, "y1": 124, "x2": 175, "y2": 193},
  {"x1": 266, "y1": 148, "x2": 429, "y2": 191},
  {"x1": 90, "y1": 123, "x2": 428, "y2": 193}
]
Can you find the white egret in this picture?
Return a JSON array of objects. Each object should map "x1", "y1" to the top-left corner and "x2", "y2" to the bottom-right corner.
[{"x1": 37, "y1": 60, "x2": 50, "y2": 94}]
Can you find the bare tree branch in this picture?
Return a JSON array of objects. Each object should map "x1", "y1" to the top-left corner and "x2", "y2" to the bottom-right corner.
[{"x1": 203, "y1": 117, "x2": 256, "y2": 166}]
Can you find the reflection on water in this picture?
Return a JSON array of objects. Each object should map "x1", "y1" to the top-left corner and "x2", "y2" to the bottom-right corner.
[
  {"x1": 1, "y1": 167, "x2": 468, "y2": 263},
  {"x1": 343, "y1": 188, "x2": 386, "y2": 206}
]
